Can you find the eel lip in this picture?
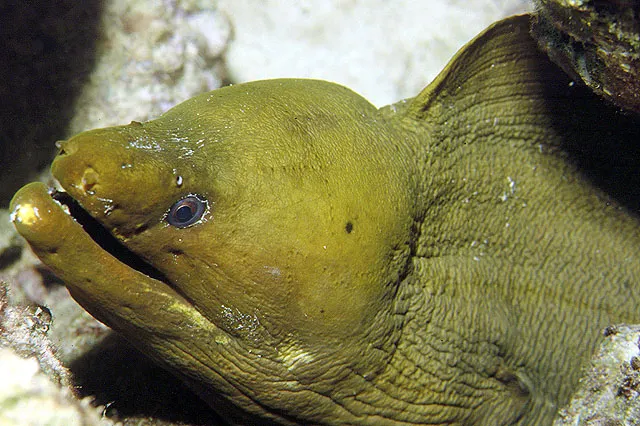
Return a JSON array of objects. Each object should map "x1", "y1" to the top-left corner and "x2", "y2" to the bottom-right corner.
[{"x1": 51, "y1": 189, "x2": 171, "y2": 285}]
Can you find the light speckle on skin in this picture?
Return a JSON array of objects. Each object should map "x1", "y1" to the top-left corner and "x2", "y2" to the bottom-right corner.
[
  {"x1": 263, "y1": 266, "x2": 281, "y2": 278},
  {"x1": 58, "y1": 203, "x2": 70, "y2": 217},
  {"x1": 220, "y1": 305, "x2": 261, "y2": 338},
  {"x1": 166, "y1": 300, "x2": 231, "y2": 346},
  {"x1": 500, "y1": 176, "x2": 517, "y2": 202},
  {"x1": 11, "y1": 204, "x2": 40, "y2": 226},
  {"x1": 169, "y1": 136, "x2": 191, "y2": 145},
  {"x1": 214, "y1": 335, "x2": 230, "y2": 345},
  {"x1": 178, "y1": 148, "x2": 195, "y2": 158},
  {"x1": 96, "y1": 196, "x2": 113, "y2": 204},
  {"x1": 278, "y1": 345, "x2": 314, "y2": 370},
  {"x1": 128, "y1": 137, "x2": 163, "y2": 152},
  {"x1": 95, "y1": 197, "x2": 115, "y2": 216}
]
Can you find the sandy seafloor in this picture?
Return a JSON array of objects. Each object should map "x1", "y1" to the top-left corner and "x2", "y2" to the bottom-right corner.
[{"x1": 7, "y1": 1, "x2": 612, "y2": 425}]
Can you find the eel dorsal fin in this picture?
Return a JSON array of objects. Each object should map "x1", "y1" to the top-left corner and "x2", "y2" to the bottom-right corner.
[
  {"x1": 405, "y1": 13, "x2": 640, "y2": 212},
  {"x1": 406, "y1": 14, "x2": 566, "y2": 122}
]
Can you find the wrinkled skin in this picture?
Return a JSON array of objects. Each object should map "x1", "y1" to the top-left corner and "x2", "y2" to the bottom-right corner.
[{"x1": 10, "y1": 15, "x2": 640, "y2": 425}]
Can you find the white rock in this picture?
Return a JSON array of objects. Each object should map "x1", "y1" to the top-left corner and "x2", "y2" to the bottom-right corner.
[
  {"x1": 219, "y1": 0, "x2": 531, "y2": 106},
  {"x1": 555, "y1": 325, "x2": 640, "y2": 425},
  {"x1": 0, "y1": 348, "x2": 107, "y2": 426},
  {"x1": 69, "y1": 0, "x2": 231, "y2": 134}
]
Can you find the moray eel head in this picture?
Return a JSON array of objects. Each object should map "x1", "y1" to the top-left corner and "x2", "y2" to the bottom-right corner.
[
  {"x1": 14, "y1": 14, "x2": 640, "y2": 425},
  {"x1": 12, "y1": 79, "x2": 417, "y2": 423}
]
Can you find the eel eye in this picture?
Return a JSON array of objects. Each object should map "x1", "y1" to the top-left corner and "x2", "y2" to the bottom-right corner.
[{"x1": 167, "y1": 195, "x2": 207, "y2": 228}]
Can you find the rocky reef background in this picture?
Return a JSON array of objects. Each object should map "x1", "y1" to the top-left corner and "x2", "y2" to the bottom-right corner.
[
  {"x1": 533, "y1": 0, "x2": 640, "y2": 114},
  {"x1": 3, "y1": 0, "x2": 639, "y2": 425}
]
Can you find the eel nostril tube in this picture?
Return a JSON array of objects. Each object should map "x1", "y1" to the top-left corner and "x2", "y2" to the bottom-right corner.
[{"x1": 81, "y1": 167, "x2": 99, "y2": 194}]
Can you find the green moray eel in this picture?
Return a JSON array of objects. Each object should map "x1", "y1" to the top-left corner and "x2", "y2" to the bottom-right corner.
[{"x1": 10, "y1": 14, "x2": 640, "y2": 425}]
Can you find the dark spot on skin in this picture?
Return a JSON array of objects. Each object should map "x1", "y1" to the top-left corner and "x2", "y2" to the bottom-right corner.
[
  {"x1": 345, "y1": 221, "x2": 353, "y2": 234},
  {"x1": 319, "y1": 308, "x2": 325, "y2": 314}
]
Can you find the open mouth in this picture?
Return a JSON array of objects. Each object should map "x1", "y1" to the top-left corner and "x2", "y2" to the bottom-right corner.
[{"x1": 51, "y1": 189, "x2": 171, "y2": 284}]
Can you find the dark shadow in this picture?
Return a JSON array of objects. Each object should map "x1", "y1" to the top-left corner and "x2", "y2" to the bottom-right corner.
[
  {"x1": 530, "y1": 12, "x2": 640, "y2": 214},
  {"x1": 69, "y1": 332, "x2": 226, "y2": 425},
  {"x1": 0, "y1": 1, "x2": 103, "y2": 206},
  {"x1": 546, "y1": 74, "x2": 640, "y2": 215}
]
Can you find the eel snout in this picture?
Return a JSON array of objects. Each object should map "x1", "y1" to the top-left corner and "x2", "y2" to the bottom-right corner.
[
  {"x1": 11, "y1": 181, "x2": 216, "y2": 343},
  {"x1": 11, "y1": 182, "x2": 75, "y2": 254},
  {"x1": 12, "y1": 183, "x2": 168, "y2": 285}
]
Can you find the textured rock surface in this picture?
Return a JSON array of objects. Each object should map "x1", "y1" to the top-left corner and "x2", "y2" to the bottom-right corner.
[
  {"x1": 67, "y1": 0, "x2": 230, "y2": 135},
  {"x1": 0, "y1": 283, "x2": 109, "y2": 426},
  {"x1": 554, "y1": 325, "x2": 640, "y2": 425},
  {"x1": 0, "y1": 348, "x2": 107, "y2": 426},
  {"x1": 532, "y1": 0, "x2": 640, "y2": 113}
]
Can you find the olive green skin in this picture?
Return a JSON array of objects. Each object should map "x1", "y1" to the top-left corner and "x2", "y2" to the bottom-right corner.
[{"x1": 10, "y1": 15, "x2": 640, "y2": 425}]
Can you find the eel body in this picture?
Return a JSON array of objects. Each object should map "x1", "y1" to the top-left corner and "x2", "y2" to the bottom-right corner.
[{"x1": 10, "y1": 14, "x2": 640, "y2": 425}]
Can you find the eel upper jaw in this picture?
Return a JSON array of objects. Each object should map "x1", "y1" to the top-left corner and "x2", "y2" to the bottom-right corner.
[{"x1": 50, "y1": 189, "x2": 173, "y2": 287}]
